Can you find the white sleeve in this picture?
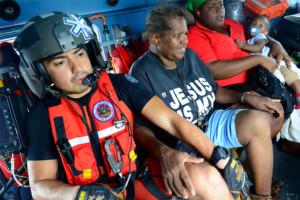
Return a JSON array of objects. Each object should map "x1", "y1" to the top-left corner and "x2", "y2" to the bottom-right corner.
[{"x1": 252, "y1": 33, "x2": 268, "y2": 43}]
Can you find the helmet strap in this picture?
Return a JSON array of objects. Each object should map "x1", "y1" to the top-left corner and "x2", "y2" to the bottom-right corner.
[{"x1": 45, "y1": 85, "x2": 65, "y2": 99}]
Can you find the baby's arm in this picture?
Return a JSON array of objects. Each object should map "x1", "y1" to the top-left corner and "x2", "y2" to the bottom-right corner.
[{"x1": 235, "y1": 39, "x2": 266, "y2": 53}]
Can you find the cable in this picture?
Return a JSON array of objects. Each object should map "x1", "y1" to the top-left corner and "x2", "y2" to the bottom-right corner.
[
  {"x1": 10, "y1": 154, "x2": 29, "y2": 188},
  {"x1": 98, "y1": 83, "x2": 134, "y2": 193}
]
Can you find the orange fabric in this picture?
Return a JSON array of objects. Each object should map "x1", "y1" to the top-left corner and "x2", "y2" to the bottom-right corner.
[
  {"x1": 244, "y1": 0, "x2": 289, "y2": 20},
  {"x1": 112, "y1": 40, "x2": 149, "y2": 74},
  {"x1": 48, "y1": 72, "x2": 135, "y2": 185}
]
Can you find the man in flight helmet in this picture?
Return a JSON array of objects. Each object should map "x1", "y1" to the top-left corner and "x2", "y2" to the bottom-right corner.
[
  {"x1": 14, "y1": 12, "x2": 233, "y2": 200},
  {"x1": 14, "y1": 12, "x2": 105, "y2": 99}
]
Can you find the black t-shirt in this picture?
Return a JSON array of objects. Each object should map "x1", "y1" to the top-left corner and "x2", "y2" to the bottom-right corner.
[
  {"x1": 25, "y1": 73, "x2": 154, "y2": 160},
  {"x1": 130, "y1": 48, "x2": 217, "y2": 148}
]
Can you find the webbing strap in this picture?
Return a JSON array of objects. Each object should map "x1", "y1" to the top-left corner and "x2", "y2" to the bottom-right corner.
[
  {"x1": 112, "y1": 173, "x2": 135, "y2": 200},
  {"x1": 139, "y1": 165, "x2": 172, "y2": 200},
  {"x1": 54, "y1": 117, "x2": 81, "y2": 176},
  {"x1": 54, "y1": 117, "x2": 66, "y2": 141}
]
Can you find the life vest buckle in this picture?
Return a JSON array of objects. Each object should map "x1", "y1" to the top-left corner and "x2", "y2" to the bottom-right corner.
[
  {"x1": 104, "y1": 139, "x2": 123, "y2": 177},
  {"x1": 114, "y1": 118, "x2": 126, "y2": 129}
]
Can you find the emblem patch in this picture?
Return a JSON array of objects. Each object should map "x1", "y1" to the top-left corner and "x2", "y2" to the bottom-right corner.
[
  {"x1": 93, "y1": 101, "x2": 114, "y2": 122},
  {"x1": 63, "y1": 14, "x2": 93, "y2": 40}
]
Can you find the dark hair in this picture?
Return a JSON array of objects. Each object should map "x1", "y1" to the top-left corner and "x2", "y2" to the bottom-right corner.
[{"x1": 143, "y1": 5, "x2": 194, "y2": 40}]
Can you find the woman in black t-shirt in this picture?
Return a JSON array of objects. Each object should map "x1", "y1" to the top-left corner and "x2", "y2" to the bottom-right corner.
[{"x1": 130, "y1": 5, "x2": 284, "y2": 199}]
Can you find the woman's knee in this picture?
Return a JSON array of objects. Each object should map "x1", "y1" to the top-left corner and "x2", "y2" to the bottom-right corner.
[{"x1": 236, "y1": 110, "x2": 273, "y2": 143}]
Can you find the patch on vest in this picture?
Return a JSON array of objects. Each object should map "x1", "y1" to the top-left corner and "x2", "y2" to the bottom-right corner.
[{"x1": 93, "y1": 100, "x2": 115, "y2": 121}]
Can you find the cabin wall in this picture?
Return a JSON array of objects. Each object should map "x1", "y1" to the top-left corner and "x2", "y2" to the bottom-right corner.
[{"x1": 0, "y1": 0, "x2": 184, "y2": 42}]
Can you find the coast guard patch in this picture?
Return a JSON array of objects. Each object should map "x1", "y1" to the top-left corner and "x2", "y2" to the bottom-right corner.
[{"x1": 93, "y1": 100, "x2": 114, "y2": 121}]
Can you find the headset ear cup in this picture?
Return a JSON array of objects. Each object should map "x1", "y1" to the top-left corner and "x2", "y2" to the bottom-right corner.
[{"x1": 35, "y1": 62, "x2": 51, "y2": 86}]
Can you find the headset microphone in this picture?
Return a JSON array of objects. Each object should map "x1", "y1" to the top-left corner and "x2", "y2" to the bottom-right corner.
[{"x1": 82, "y1": 68, "x2": 103, "y2": 87}]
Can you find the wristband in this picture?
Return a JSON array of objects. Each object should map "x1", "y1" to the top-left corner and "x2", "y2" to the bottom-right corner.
[{"x1": 210, "y1": 146, "x2": 229, "y2": 166}]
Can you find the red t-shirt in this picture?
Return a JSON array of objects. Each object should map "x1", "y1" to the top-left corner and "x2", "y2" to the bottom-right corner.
[{"x1": 188, "y1": 19, "x2": 250, "y2": 86}]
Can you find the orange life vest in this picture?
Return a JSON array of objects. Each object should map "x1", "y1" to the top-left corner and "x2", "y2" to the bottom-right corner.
[{"x1": 48, "y1": 72, "x2": 136, "y2": 185}]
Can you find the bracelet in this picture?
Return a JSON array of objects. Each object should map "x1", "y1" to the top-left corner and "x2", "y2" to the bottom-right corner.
[{"x1": 240, "y1": 92, "x2": 250, "y2": 103}]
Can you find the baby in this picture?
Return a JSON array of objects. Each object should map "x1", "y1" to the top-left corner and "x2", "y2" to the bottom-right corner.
[
  {"x1": 235, "y1": 15, "x2": 299, "y2": 86},
  {"x1": 236, "y1": 15, "x2": 270, "y2": 56},
  {"x1": 236, "y1": 15, "x2": 300, "y2": 146}
]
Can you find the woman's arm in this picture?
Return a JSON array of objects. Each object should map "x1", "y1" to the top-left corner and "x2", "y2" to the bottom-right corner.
[
  {"x1": 140, "y1": 96, "x2": 215, "y2": 159},
  {"x1": 215, "y1": 87, "x2": 283, "y2": 117},
  {"x1": 267, "y1": 36, "x2": 292, "y2": 68},
  {"x1": 206, "y1": 55, "x2": 277, "y2": 80}
]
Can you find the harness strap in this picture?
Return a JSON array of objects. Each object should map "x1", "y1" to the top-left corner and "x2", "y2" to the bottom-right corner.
[
  {"x1": 125, "y1": 174, "x2": 135, "y2": 200},
  {"x1": 112, "y1": 173, "x2": 135, "y2": 200},
  {"x1": 138, "y1": 164, "x2": 172, "y2": 200},
  {"x1": 54, "y1": 117, "x2": 81, "y2": 176}
]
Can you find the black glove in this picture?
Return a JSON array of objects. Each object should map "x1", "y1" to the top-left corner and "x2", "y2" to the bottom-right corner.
[{"x1": 76, "y1": 184, "x2": 118, "y2": 200}]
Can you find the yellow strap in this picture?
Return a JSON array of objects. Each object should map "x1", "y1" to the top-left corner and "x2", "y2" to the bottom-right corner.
[{"x1": 0, "y1": 80, "x2": 4, "y2": 88}]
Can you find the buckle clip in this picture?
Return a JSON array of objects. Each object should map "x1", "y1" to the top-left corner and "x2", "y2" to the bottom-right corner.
[{"x1": 104, "y1": 139, "x2": 123, "y2": 177}]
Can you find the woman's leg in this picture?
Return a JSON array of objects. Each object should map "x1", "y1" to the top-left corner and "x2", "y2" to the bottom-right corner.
[{"x1": 235, "y1": 110, "x2": 274, "y2": 196}]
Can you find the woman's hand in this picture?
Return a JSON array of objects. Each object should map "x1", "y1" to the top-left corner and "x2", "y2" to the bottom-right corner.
[
  {"x1": 235, "y1": 39, "x2": 244, "y2": 48},
  {"x1": 243, "y1": 91, "x2": 283, "y2": 118},
  {"x1": 268, "y1": 37, "x2": 292, "y2": 69},
  {"x1": 259, "y1": 56, "x2": 278, "y2": 72},
  {"x1": 160, "y1": 146, "x2": 203, "y2": 199}
]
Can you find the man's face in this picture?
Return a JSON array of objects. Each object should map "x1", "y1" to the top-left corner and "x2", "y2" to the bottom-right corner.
[
  {"x1": 42, "y1": 47, "x2": 93, "y2": 98},
  {"x1": 197, "y1": 0, "x2": 225, "y2": 30}
]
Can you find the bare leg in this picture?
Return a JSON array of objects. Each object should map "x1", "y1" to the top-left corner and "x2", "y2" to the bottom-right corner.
[
  {"x1": 278, "y1": 80, "x2": 300, "y2": 155},
  {"x1": 231, "y1": 103, "x2": 284, "y2": 138},
  {"x1": 235, "y1": 110, "x2": 274, "y2": 195},
  {"x1": 288, "y1": 80, "x2": 300, "y2": 93},
  {"x1": 186, "y1": 162, "x2": 233, "y2": 200}
]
